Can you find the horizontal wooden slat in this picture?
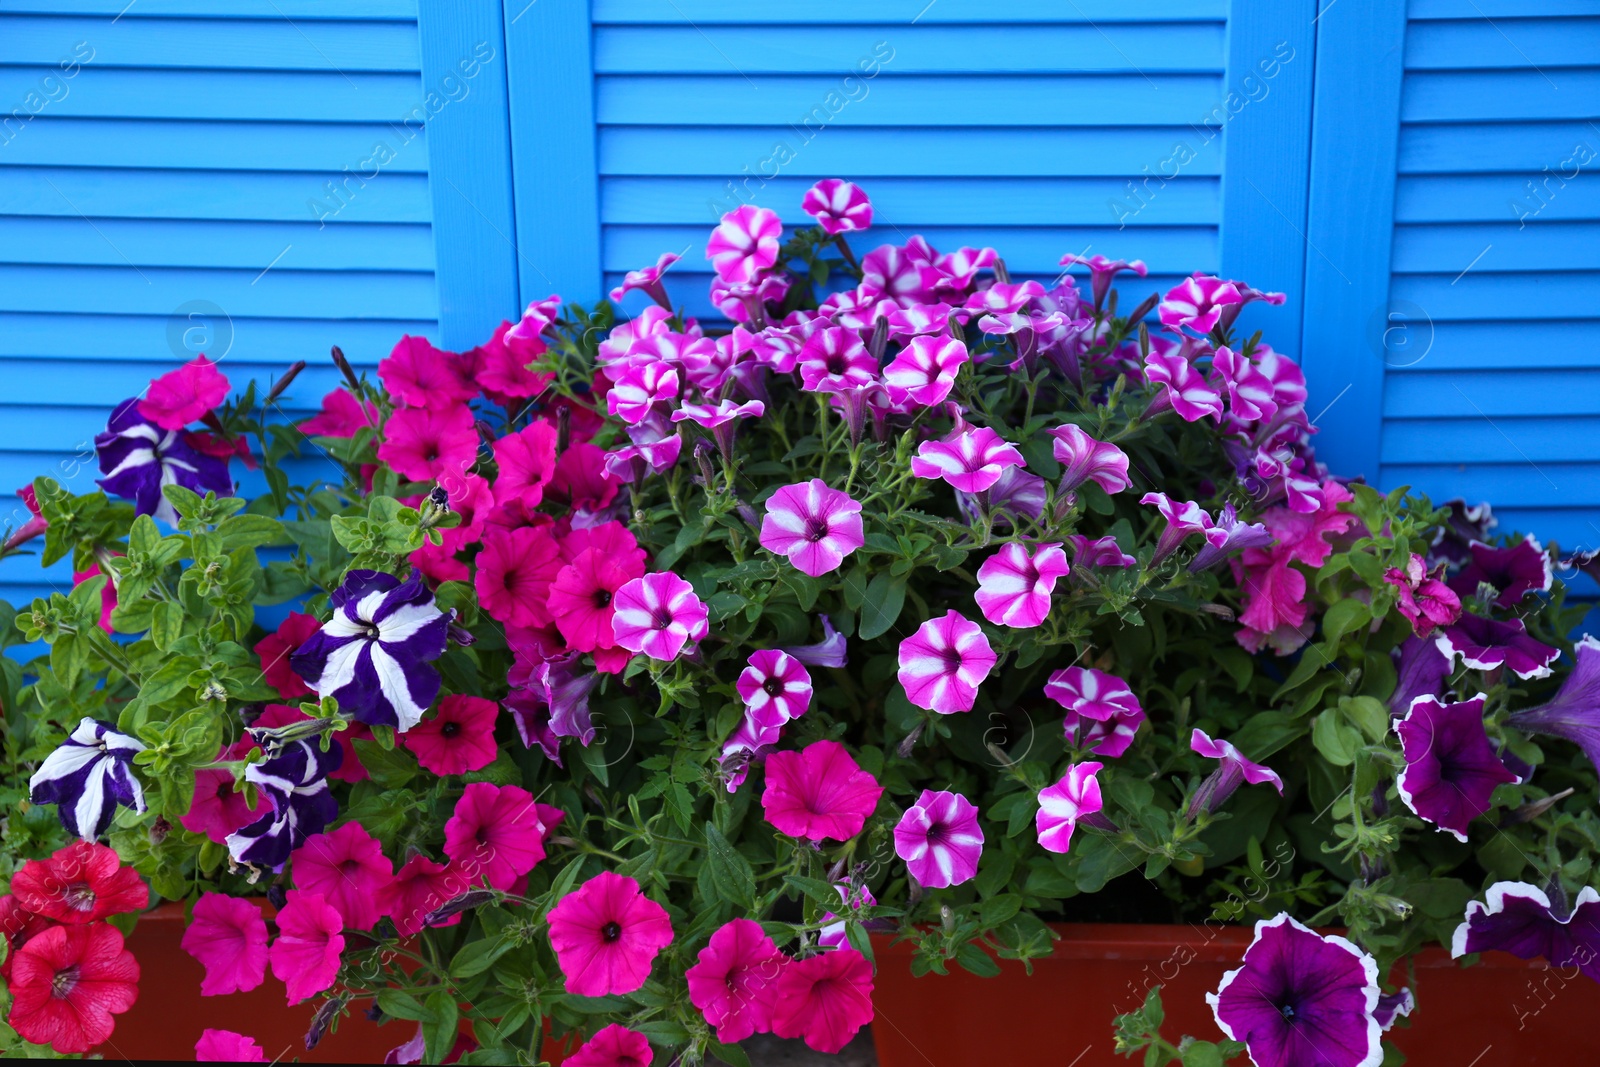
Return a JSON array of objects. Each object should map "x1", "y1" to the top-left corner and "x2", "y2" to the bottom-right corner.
[
  {"x1": 0, "y1": 217, "x2": 434, "y2": 271},
  {"x1": 1398, "y1": 122, "x2": 1600, "y2": 173},
  {"x1": 0, "y1": 67, "x2": 423, "y2": 122},
  {"x1": 1402, "y1": 70, "x2": 1599, "y2": 121},
  {"x1": 1389, "y1": 271, "x2": 1600, "y2": 318},
  {"x1": 1380, "y1": 463, "x2": 1600, "y2": 506},
  {"x1": 1384, "y1": 416, "x2": 1600, "y2": 462},
  {"x1": 1408, "y1": 321, "x2": 1600, "y2": 370},
  {"x1": 592, "y1": 0, "x2": 1227, "y2": 23},
  {"x1": 598, "y1": 127, "x2": 1225, "y2": 177},
  {"x1": 1406, "y1": 16, "x2": 1600, "y2": 69},
  {"x1": 1385, "y1": 369, "x2": 1600, "y2": 417},
  {"x1": 1391, "y1": 221, "x2": 1600, "y2": 272},
  {"x1": 0, "y1": 312, "x2": 431, "y2": 364},
  {"x1": 1395, "y1": 175, "x2": 1600, "y2": 223},
  {"x1": 0, "y1": 359, "x2": 370, "y2": 412},
  {"x1": 0, "y1": 15, "x2": 421, "y2": 71},
  {"x1": 0, "y1": 1, "x2": 415, "y2": 17},
  {"x1": 1409, "y1": 0, "x2": 1600, "y2": 17}
]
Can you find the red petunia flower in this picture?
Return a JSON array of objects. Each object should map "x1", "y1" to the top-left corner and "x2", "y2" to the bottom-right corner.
[
  {"x1": 254, "y1": 611, "x2": 322, "y2": 699},
  {"x1": 11, "y1": 841, "x2": 148, "y2": 925},
  {"x1": 403, "y1": 694, "x2": 500, "y2": 776},
  {"x1": 7, "y1": 922, "x2": 140, "y2": 1054}
]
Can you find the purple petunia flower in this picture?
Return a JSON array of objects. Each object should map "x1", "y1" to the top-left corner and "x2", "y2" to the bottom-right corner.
[
  {"x1": 801, "y1": 179, "x2": 873, "y2": 235},
  {"x1": 1508, "y1": 636, "x2": 1600, "y2": 778},
  {"x1": 1065, "y1": 534, "x2": 1137, "y2": 569},
  {"x1": 1394, "y1": 696, "x2": 1517, "y2": 842},
  {"x1": 897, "y1": 610, "x2": 996, "y2": 714},
  {"x1": 783, "y1": 614, "x2": 849, "y2": 670},
  {"x1": 1048, "y1": 424, "x2": 1130, "y2": 496},
  {"x1": 957, "y1": 467, "x2": 1047, "y2": 530},
  {"x1": 1141, "y1": 492, "x2": 1213, "y2": 566},
  {"x1": 1210, "y1": 345, "x2": 1278, "y2": 423},
  {"x1": 759, "y1": 479, "x2": 865, "y2": 578},
  {"x1": 607, "y1": 361, "x2": 680, "y2": 425},
  {"x1": 1060, "y1": 253, "x2": 1147, "y2": 311},
  {"x1": 611, "y1": 571, "x2": 708, "y2": 662},
  {"x1": 289, "y1": 570, "x2": 450, "y2": 732},
  {"x1": 95, "y1": 398, "x2": 234, "y2": 525},
  {"x1": 1189, "y1": 503, "x2": 1275, "y2": 573},
  {"x1": 226, "y1": 737, "x2": 342, "y2": 870},
  {"x1": 1389, "y1": 634, "x2": 1452, "y2": 717},
  {"x1": 506, "y1": 651, "x2": 601, "y2": 750},
  {"x1": 1046, "y1": 668, "x2": 1145, "y2": 758},
  {"x1": 1451, "y1": 881, "x2": 1600, "y2": 982},
  {"x1": 1207, "y1": 914, "x2": 1381, "y2": 1067},
  {"x1": 1159, "y1": 274, "x2": 1244, "y2": 337},
  {"x1": 737, "y1": 650, "x2": 812, "y2": 725},
  {"x1": 29, "y1": 718, "x2": 146, "y2": 840},
  {"x1": 1384, "y1": 553, "x2": 1462, "y2": 639},
  {"x1": 1144, "y1": 346, "x2": 1224, "y2": 423},
  {"x1": 974, "y1": 542, "x2": 1070, "y2": 629},
  {"x1": 894, "y1": 789, "x2": 983, "y2": 889},
  {"x1": 706, "y1": 205, "x2": 781, "y2": 284},
  {"x1": 1188, "y1": 728, "x2": 1283, "y2": 816},
  {"x1": 1436, "y1": 613, "x2": 1560, "y2": 680},
  {"x1": 796, "y1": 327, "x2": 875, "y2": 394},
  {"x1": 609, "y1": 251, "x2": 681, "y2": 308},
  {"x1": 1447, "y1": 535, "x2": 1552, "y2": 608},
  {"x1": 1035, "y1": 761, "x2": 1104, "y2": 854},
  {"x1": 882, "y1": 335, "x2": 969, "y2": 409},
  {"x1": 911, "y1": 427, "x2": 1025, "y2": 494}
]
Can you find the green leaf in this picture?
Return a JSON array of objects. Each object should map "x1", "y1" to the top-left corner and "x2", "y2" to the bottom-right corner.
[
  {"x1": 376, "y1": 988, "x2": 431, "y2": 1022},
  {"x1": 450, "y1": 934, "x2": 514, "y2": 978},
  {"x1": 708, "y1": 1039, "x2": 753, "y2": 1067},
  {"x1": 954, "y1": 942, "x2": 1001, "y2": 978},
  {"x1": 1181, "y1": 1041, "x2": 1226, "y2": 1067},
  {"x1": 857, "y1": 571, "x2": 908, "y2": 641},
  {"x1": 1311, "y1": 708, "x2": 1362, "y2": 767},
  {"x1": 1320, "y1": 599, "x2": 1370, "y2": 644},
  {"x1": 704, "y1": 823, "x2": 756, "y2": 909},
  {"x1": 422, "y1": 989, "x2": 459, "y2": 1063},
  {"x1": 1339, "y1": 695, "x2": 1390, "y2": 744},
  {"x1": 782, "y1": 875, "x2": 840, "y2": 906},
  {"x1": 215, "y1": 513, "x2": 289, "y2": 551},
  {"x1": 150, "y1": 600, "x2": 184, "y2": 651}
]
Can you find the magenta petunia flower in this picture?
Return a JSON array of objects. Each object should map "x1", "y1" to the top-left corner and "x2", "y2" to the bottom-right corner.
[
  {"x1": 934, "y1": 245, "x2": 999, "y2": 293},
  {"x1": 761, "y1": 739, "x2": 884, "y2": 842},
  {"x1": 1395, "y1": 696, "x2": 1517, "y2": 842},
  {"x1": 139, "y1": 355, "x2": 231, "y2": 430},
  {"x1": 402, "y1": 694, "x2": 500, "y2": 776},
  {"x1": 611, "y1": 571, "x2": 709, "y2": 662},
  {"x1": 796, "y1": 327, "x2": 875, "y2": 394},
  {"x1": 268, "y1": 890, "x2": 344, "y2": 1005},
  {"x1": 964, "y1": 280, "x2": 1044, "y2": 317},
  {"x1": 893, "y1": 789, "x2": 984, "y2": 889},
  {"x1": 911, "y1": 427, "x2": 1025, "y2": 494},
  {"x1": 196, "y1": 1029, "x2": 267, "y2": 1063},
  {"x1": 388, "y1": 854, "x2": 466, "y2": 938},
  {"x1": 897, "y1": 610, "x2": 997, "y2": 714},
  {"x1": 1436, "y1": 612, "x2": 1559, "y2": 680},
  {"x1": 882, "y1": 335, "x2": 969, "y2": 408},
  {"x1": 974, "y1": 542, "x2": 1070, "y2": 628},
  {"x1": 475, "y1": 525, "x2": 564, "y2": 631},
  {"x1": 609, "y1": 251, "x2": 682, "y2": 308},
  {"x1": 707, "y1": 205, "x2": 781, "y2": 284},
  {"x1": 1208, "y1": 914, "x2": 1381, "y2": 1067},
  {"x1": 1508, "y1": 635, "x2": 1600, "y2": 777},
  {"x1": 181, "y1": 740, "x2": 265, "y2": 844},
  {"x1": 1448, "y1": 535, "x2": 1552, "y2": 607},
  {"x1": 860, "y1": 243, "x2": 940, "y2": 304},
  {"x1": 1044, "y1": 667, "x2": 1141, "y2": 725},
  {"x1": 737, "y1": 649, "x2": 813, "y2": 724},
  {"x1": 492, "y1": 419, "x2": 560, "y2": 508},
  {"x1": 1189, "y1": 728, "x2": 1284, "y2": 816},
  {"x1": 1144, "y1": 346, "x2": 1224, "y2": 422},
  {"x1": 607, "y1": 361, "x2": 680, "y2": 425},
  {"x1": 759, "y1": 479, "x2": 865, "y2": 577},
  {"x1": 1189, "y1": 503, "x2": 1275, "y2": 573},
  {"x1": 377, "y1": 404, "x2": 478, "y2": 482},
  {"x1": 1066, "y1": 534, "x2": 1138, "y2": 568},
  {"x1": 1036, "y1": 761, "x2": 1103, "y2": 854},
  {"x1": 180, "y1": 893, "x2": 268, "y2": 996},
  {"x1": 1390, "y1": 634, "x2": 1452, "y2": 716},
  {"x1": 1383, "y1": 553, "x2": 1462, "y2": 638},
  {"x1": 442, "y1": 782, "x2": 548, "y2": 891},
  {"x1": 1452, "y1": 881, "x2": 1600, "y2": 983},
  {"x1": 1158, "y1": 274, "x2": 1244, "y2": 336},
  {"x1": 378, "y1": 335, "x2": 474, "y2": 410},
  {"x1": 801, "y1": 179, "x2": 873, "y2": 235},
  {"x1": 548, "y1": 871, "x2": 674, "y2": 997},
  {"x1": 1211, "y1": 345, "x2": 1278, "y2": 423},
  {"x1": 548, "y1": 547, "x2": 647, "y2": 658},
  {"x1": 771, "y1": 948, "x2": 875, "y2": 1054},
  {"x1": 566, "y1": 1023, "x2": 654, "y2": 1067},
  {"x1": 686, "y1": 918, "x2": 786, "y2": 1043},
  {"x1": 1048, "y1": 424, "x2": 1130, "y2": 495},
  {"x1": 291, "y1": 821, "x2": 394, "y2": 931},
  {"x1": 884, "y1": 302, "x2": 956, "y2": 342},
  {"x1": 818, "y1": 881, "x2": 876, "y2": 949},
  {"x1": 1060, "y1": 253, "x2": 1148, "y2": 310},
  {"x1": 1141, "y1": 491, "x2": 1214, "y2": 565}
]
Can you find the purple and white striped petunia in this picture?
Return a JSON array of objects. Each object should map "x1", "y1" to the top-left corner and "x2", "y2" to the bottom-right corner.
[
  {"x1": 796, "y1": 327, "x2": 876, "y2": 394},
  {"x1": 1062, "y1": 704, "x2": 1145, "y2": 758},
  {"x1": 1395, "y1": 695, "x2": 1517, "y2": 842},
  {"x1": 1158, "y1": 274, "x2": 1244, "y2": 336},
  {"x1": 1144, "y1": 346, "x2": 1224, "y2": 423},
  {"x1": 226, "y1": 737, "x2": 342, "y2": 870},
  {"x1": 893, "y1": 789, "x2": 984, "y2": 889},
  {"x1": 860, "y1": 243, "x2": 940, "y2": 304},
  {"x1": 882, "y1": 335, "x2": 969, "y2": 408},
  {"x1": 1060, "y1": 253, "x2": 1148, "y2": 310},
  {"x1": 609, "y1": 252, "x2": 681, "y2": 308},
  {"x1": 1189, "y1": 503, "x2": 1274, "y2": 572},
  {"x1": 611, "y1": 571, "x2": 709, "y2": 662},
  {"x1": 1508, "y1": 635, "x2": 1600, "y2": 778},
  {"x1": 1208, "y1": 914, "x2": 1381, "y2": 1067},
  {"x1": 706, "y1": 205, "x2": 781, "y2": 284},
  {"x1": 737, "y1": 650, "x2": 813, "y2": 725},
  {"x1": 670, "y1": 398, "x2": 765, "y2": 431},
  {"x1": 1436, "y1": 612, "x2": 1560, "y2": 680},
  {"x1": 884, "y1": 302, "x2": 956, "y2": 343},
  {"x1": 1066, "y1": 534, "x2": 1138, "y2": 569},
  {"x1": 801, "y1": 179, "x2": 873, "y2": 235},
  {"x1": 29, "y1": 718, "x2": 146, "y2": 840},
  {"x1": 95, "y1": 398, "x2": 234, "y2": 525},
  {"x1": 1188, "y1": 728, "x2": 1283, "y2": 816},
  {"x1": 607, "y1": 361, "x2": 680, "y2": 425},
  {"x1": 1451, "y1": 881, "x2": 1600, "y2": 983},
  {"x1": 759, "y1": 479, "x2": 865, "y2": 577},
  {"x1": 1044, "y1": 667, "x2": 1141, "y2": 724},
  {"x1": 1141, "y1": 492, "x2": 1214, "y2": 566},
  {"x1": 289, "y1": 570, "x2": 450, "y2": 732},
  {"x1": 897, "y1": 610, "x2": 996, "y2": 714},
  {"x1": 974, "y1": 542, "x2": 1070, "y2": 628},
  {"x1": 1048, "y1": 425, "x2": 1130, "y2": 495},
  {"x1": 1210, "y1": 345, "x2": 1279, "y2": 423},
  {"x1": 911, "y1": 427, "x2": 1025, "y2": 494},
  {"x1": 1035, "y1": 761, "x2": 1103, "y2": 854}
]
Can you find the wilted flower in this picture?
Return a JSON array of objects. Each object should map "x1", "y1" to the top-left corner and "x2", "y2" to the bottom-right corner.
[
  {"x1": 1383, "y1": 553, "x2": 1461, "y2": 638},
  {"x1": 1141, "y1": 492, "x2": 1213, "y2": 566}
]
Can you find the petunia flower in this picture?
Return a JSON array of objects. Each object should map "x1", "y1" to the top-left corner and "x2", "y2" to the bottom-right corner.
[
  {"x1": 492, "y1": 419, "x2": 560, "y2": 508},
  {"x1": 1044, "y1": 667, "x2": 1142, "y2": 726},
  {"x1": 884, "y1": 301, "x2": 956, "y2": 342},
  {"x1": 719, "y1": 709, "x2": 784, "y2": 794},
  {"x1": 686, "y1": 918, "x2": 786, "y2": 1043},
  {"x1": 783, "y1": 613, "x2": 849, "y2": 670},
  {"x1": 181, "y1": 740, "x2": 264, "y2": 843},
  {"x1": 1066, "y1": 534, "x2": 1137, "y2": 568},
  {"x1": 1141, "y1": 492, "x2": 1213, "y2": 566},
  {"x1": 1060, "y1": 253, "x2": 1148, "y2": 310},
  {"x1": 196, "y1": 1030, "x2": 268, "y2": 1063},
  {"x1": 402, "y1": 694, "x2": 500, "y2": 776},
  {"x1": 549, "y1": 548, "x2": 646, "y2": 659},
  {"x1": 254, "y1": 703, "x2": 370, "y2": 785},
  {"x1": 1158, "y1": 274, "x2": 1243, "y2": 336},
  {"x1": 1144, "y1": 346, "x2": 1224, "y2": 422},
  {"x1": 269, "y1": 890, "x2": 345, "y2": 1005},
  {"x1": 911, "y1": 426, "x2": 1024, "y2": 494},
  {"x1": 442, "y1": 782, "x2": 548, "y2": 891},
  {"x1": 377, "y1": 404, "x2": 478, "y2": 482},
  {"x1": 1189, "y1": 503, "x2": 1275, "y2": 573},
  {"x1": 737, "y1": 649, "x2": 813, "y2": 724},
  {"x1": 290, "y1": 569, "x2": 451, "y2": 732},
  {"x1": 11, "y1": 842, "x2": 145, "y2": 929},
  {"x1": 963, "y1": 280, "x2": 1044, "y2": 315},
  {"x1": 882, "y1": 335, "x2": 969, "y2": 408},
  {"x1": 707, "y1": 205, "x2": 781, "y2": 284},
  {"x1": 894, "y1": 789, "x2": 984, "y2": 889},
  {"x1": 292, "y1": 821, "x2": 395, "y2": 930},
  {"x1": 6, "y1": 922, "x2": 139, "y2": 1054},
  {"x1": 1508, "y1": 635, "x2": 1600, "y2": 777},
  {"x1": 1207, "y1": 914, "x2": 1381, "y2": 1067},
  {"x1": 29, "y1": 718, "x2": 147, "y2": 842},
  {"x1": 96, "y1": 398, "x2": 234, "y2": 525},
  {"x1": 180, "y1": 893, "x2": 269, "y2": 996},
  {"x1": 1447, "y1": 535, "x2": 1552, "y2": 607},
  {"x1": 974, "y1": 542, "x2": 1070, "y2": 628},
  {"x1": 225, "y1": 737, "x2": 342, "y2": 870},
  {"x1": 1395, "y1": 696, "x2": 1518, "y2": 841},
  {"x1": 1451, "y1": 881, "x2": 1600, "y2": 982},
  {"x1": 671, "y1": 398, "x2": 765, "y2": 463},
  {"x1": 759, "y1": 479, "x2": 865, "y2": 577},
  {"x1": 548, "y1": 871, "x2": 674, "y2": 997},
  {"x1": 1210, "y1": 345, "x2": 1278, "y2": 423},
  {"x1": 771, "y1": 948, "x2": 875, "y2": 1054},
  {"x1": 762, "y1": 739, "x2": 884, "y2": 842},
  {"x1": 610, "y1": 251, "x2": 682, "y2": 308},
  {"x1": 300, "y1": 389, "x2": 378, "y2": 438},
  {"x1": 860, "y1": 243, "x2": 940, "y2": 304},
  {"x1": 254, "y1": 611, "x2": 321, "y2": 700},
  {"x1": 959, "y1": 466, "x2": 1047, "y2": 530},
  {"x1": 611, "y1": 571, "x2": 709, "y2": 662},
  {"x1": 795, "y1": 326, "x2": 874, "y2": 393},
  {"x1": 379, "y1": 335, "x2": 474, "y2": 410},
  {"x1": 388, "y1": 854, "x2": 467, "y2": 938},
  {"x1": 476, "y1": 525, "x2": 563, "y2": 631},
  {"x1": 1036, "y1": 761, "x2": 1104, "y2": 854},
  {"x1": 507, "y1": 651, "x2": 604, "y2": 752},
  {"x1": 1390, "y1": 634, "x2": 1452, "y2": 717},
  {"x1": 138, "y1": 355, "x2": 231, "y2": 430},
  {"x1": 1374, "y1": 989, "x2": 1414, "y2": 1032},
  {"x1": 1048, "y1": 425, "x2": 1130, "y2": 495},
  {"x1": 607, "y1": 361, "x2": 680, "y2": 425},
  {"x1": 897, "y1": 610, "x2": 997, "y2": 714},
  {"x1": 471, "y1": 321, "x2": 555, "y2": 404},
  {"x1": 1188, "y1": 728, "x2": 1284, "y2": 816},
  {"x1": 933, "y1": 245, "x2": 999, "y2": 294},
  {"x1": 1436, "y1": 612, "x2": 1559, "y2": 680},
  {"x1": 566, "y1": 1023, "x2": 655, "y2": 1067},
  {"x1": 802, "y1": 178, "x2": 873, "y2": 235},
  {"x1": 1383, "y1": 553, "x2": 1462, "y2": 638}
]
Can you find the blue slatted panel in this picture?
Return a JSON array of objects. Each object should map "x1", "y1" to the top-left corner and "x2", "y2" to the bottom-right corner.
[
  {"x1": 1384, "y1": 0, "x2": 1600, "y2": 557},
  {"x1": 0, "y1": 2, "x2": 438, "y2": 607}
]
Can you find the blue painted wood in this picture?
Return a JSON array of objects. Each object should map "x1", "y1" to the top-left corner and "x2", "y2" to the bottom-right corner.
[
  {"x1": 0, "y1": 15, "x2": 421, "y2": 69},
  {"x1": 592, "y1": 0, "x2": 1228, "y2": 22},
  {"x1": 0, "y1": 68, "x2": 423, "y2": 120},
  {"x1": 1297, "y1": 0, "x2": 1409, "y2": 482}
]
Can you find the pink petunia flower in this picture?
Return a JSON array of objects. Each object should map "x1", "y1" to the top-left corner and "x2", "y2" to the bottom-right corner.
[
  {"x1": 758, "y1": 479, "x2": 865, "y2": 577},
  {"x1": 801, "y1": 179, "x2": 873, "y2": 235},
  {"x1": 139, "y1": 355, "x2": 231, "y2": 430},
  {"x1": 443, "y1": 782, "x2": 549, "y2": 891},
  {"x1": 492, "y1": 420, "x2": 560, "y2": 508},
  {"x1": 964, "y1": 281, "x2": 1045, "y2": 316},
  {"x1": 268, "y1": 890, "x2": 345, "y2": 1005},
  {"x1": 1045, "y1": 667, "x2": 1142, "y2": 723},
  {"x1": 610, "y1": 251, "x2": 682, "y2": 308},
  {"x1": 686, "y1": 918, "x2": 786, "y2": 1043},
  {"x1": 611, "y1": 571, "x2": 709, "y2": 662},
  {"x1": 196, "y1": 1030, "x2": 267, "y2": 1063},
  {"x1": 548, "y1": 872, "x2": 674, "y2": 997},
  {"x1": 911, "y1": 427, "x2": 1025, "y2": 494},
  {"x1": 860, "y1": 243, "x2": 940, "y2": 304},
  {"x1": 1141, "y1": 491, "x2": 1214, "y2": 565},
  {"x1": 1188, "y1": 728, "x2": 1284, "y2": 816},
  {"x1": 1144, "y1": 345, "x2": 1224, "y2": 423},
  {"x1": 883, "y1": 335, "x2": 969, "y2": 408},
  {"x1": 548, "y1": 441, "x2": 620, "y2": 516},
  {"x1": 897, "y1": 610, "x2": 997, "y2": 714},
  {"x1": 607, "y1": 361, "x2": 680, "y2": 425},
  {"x1": 762, "y1": 739, "x2": 884, "y2": 842},
  {"x1": 795, "y1": 327, "x2": 875, "y2": 394},
  {"x1": 1210, "y1": 346, "x2": 1278, "y2": 423},
  {"x1": 179, "y1": 893, "x2": 268, "y2": 996},
  {"x1": 670, "y1": 398, "x2": 765, "y2": 431},
  {"x1": 1384, "y1": 553, "x2": 1462, "y2": 638},
  {"x1": 1048, "y1": 425, "x2": 1131, "y2": 495},
  {"x1": 548, "y1": 547, "x2": 646, "y2": 656},
  {"x1": 884, "y1": 302, "x2": 956, "y2": 343},
  {"x1": 377, "y1": 404, "x2": 478, "y2": 482},
  {"x1": 974, "y1": 542, "x2": 1070, "y2": 628},
  {"x1": 475, "y1": 525, "x2": 564, "y2": 630},
  {"x1": 1158, "y1": 274, "x2": 1243, "y2": 336},
  {"x1": 300, "y1": 389, "x2": 377, "y2": 438},
  {"x1": 403, "y1": 694, "x2": 500, "y2": 775},
  {"x1": 707, "y1": 205, "x2": 782, "y2": 284},
  {"x1": 817, "y1": 882, "x2": 876, "y2": 949},
  {"x1": 934, "y1": 245, "x2": 1000, "y2": 293},
  {"x1": 254, "y1": 611, "x2": 321, "y2": 700},
  {"x1": 1060, "y1": 253, "x2": 1148, "y2": 310},
  {"x1": 378, "y1": 335, "x2": 474, "y2": 410},
  {"x1": 388, "y1": 854, "x2": 468, "y2": 938},
  {"x1": 291, "y1": 821, "x2": 394, "y2": 931},
  {"x1": 893, "y1": 789, "x2": 984, "y2": 889},
  {"x1": 1036, "y1": 761, "x2": 1104, "y2": 854},
  {"x1": 181, "y1": 740, "x2": 266, "y2": 843},
  {"x1": 771, "y1": 948, "x2": 875, "y2": 1054},
  {"x1": 1066, "y1": 534, "x2": 1138, "y2": 569},
  {"x1": 737, "y1": 649, "x2": 813, "y2": 724},
  {"x1": 565, "y1": 1023, "x2": 654, "y2": 1067},
  {"x1": 471, "y1": 321, "x2": 555, "y2": 404}
]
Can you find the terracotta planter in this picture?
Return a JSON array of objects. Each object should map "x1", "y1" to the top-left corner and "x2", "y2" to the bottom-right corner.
[{"x1": 870, "y1": 922, "x2": 1599, "y2": 1067}]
